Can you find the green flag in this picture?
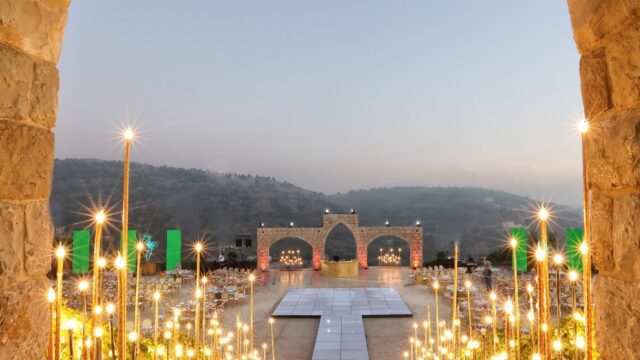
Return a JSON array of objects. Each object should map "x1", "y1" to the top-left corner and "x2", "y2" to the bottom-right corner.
[
  {"x1": 510, "y1": 227, "x2": 528, "y2": 272},
  {"x1": 121, "y1": 230, "x2": 137, "y2": 272},
  {"x1": 166, "y1": 229, "x2": 182, "y2": 271},
  {"x1": 566, "y1": 228, "x2": 583, "y2": 272},
  {"x1": 72, "y1": 230, "x2": 90, "y2": 274}
]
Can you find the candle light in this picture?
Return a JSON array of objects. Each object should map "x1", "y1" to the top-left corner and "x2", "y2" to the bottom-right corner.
[
  {"x1": 269, "y1": 318, "x2": 276, "y2": 360},
  {"x1": 55, "y1": 245, "x2": 65, "y2": 360},
  {"x1": 201, "y1": 277, "x2": 208, "y2": 352},
  {"x1": 568, "y1": 270, "x2": 579, "y2": 360},
  {"x1": 106, "y1": 303, "x2": 116, "y2": 360},
  {"x1": 526, "y1": 282, "x2": 536, "y2": 353},
  {"x1": 65, "y1": 319, "x2": 77, "y2": 360}
]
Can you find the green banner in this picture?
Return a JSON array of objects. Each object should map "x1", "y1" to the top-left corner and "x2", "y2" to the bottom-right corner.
[
  {"x1": 121, "y1": 230, "x2": 137, "y2": 272},
  {"x1": 566, "y1": 228, "x2": 583, "y2": 272},
  {"x1": 72, "y1": 230, "x2": 90, "y2": 274},
  {"x1": 510, "y1": 227, "x2": 528, "y2": 272},
  {"x1": 166, "y1": 230, "x2": 182, "y2": 271}
]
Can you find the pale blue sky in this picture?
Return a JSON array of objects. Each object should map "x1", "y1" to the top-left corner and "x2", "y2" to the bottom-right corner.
[{"x1": 56, "y1": 1, "x2": 584, "y2": 206}]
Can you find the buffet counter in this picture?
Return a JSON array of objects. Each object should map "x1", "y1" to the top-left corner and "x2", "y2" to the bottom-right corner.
[{"x1": 320, "y1": 260, "x2": 359, "y2": 278}]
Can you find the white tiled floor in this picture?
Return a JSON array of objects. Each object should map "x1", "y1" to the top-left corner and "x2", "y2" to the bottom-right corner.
[{"x1": 272, "y1": 288, "x2": 412, "y2": 360}]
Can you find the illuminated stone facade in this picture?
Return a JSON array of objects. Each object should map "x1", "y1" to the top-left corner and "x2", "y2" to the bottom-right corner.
[{"x1": 257, "y1": 214, "x2": 423, "y2": 271}]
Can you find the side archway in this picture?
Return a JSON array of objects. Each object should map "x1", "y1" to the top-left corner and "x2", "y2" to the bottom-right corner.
[
  {"x1": 269, "y1": 237, "x2": 314, "y2": 269},
  {"x1": 367, "y1": 236, "x2": 411, "y2": 267}
]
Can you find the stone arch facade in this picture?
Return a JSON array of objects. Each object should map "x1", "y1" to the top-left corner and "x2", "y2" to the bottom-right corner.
[{"x1": 257, "y1": 214, "x2": 423, "y2": 271}]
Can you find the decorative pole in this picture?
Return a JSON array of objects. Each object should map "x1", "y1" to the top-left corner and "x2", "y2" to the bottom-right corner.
[
  {"x1": 78, "y1": 280, "x2": 89, "y2": 360},
  {"x1": 249, "y1": 273, "x2": 256, "y2": 350},
  {"x1": 433, "y1": 281, "x2": 440, "y2": 353},
  {"x1": 119, "y1": 128, "x2": 134, "y2": 360},
  {"x1": 568, "y1": 271, "x2": 579, "y2": 360},
  {"x1": 153, "y1": 291, "x2": 160, "y2": 360},
  {"x1": 505, "y1": 298, "x2": 513, "y2": 358},
  {"x1": 269, "y1": 318, "x2": 276, "y2": 360},
  {"x1": 464, "y1": 279, "x2": 473, "y2": 348},
  {"x1": 91, "y1": 210, "x2": 105, "y2": 345},
  {"x1": 134, "y1": 241, "x2": 145, "y2": 356},
  {"x1": 195, "y1": 242, "x2": 203, "y2": 359},
  {"x1": 553, "y1": 253, "x2": 564, "y2": 325},
  {"x1": 578, "y1": 118, "x2": 594, "y2": 360},
  {"x1": 538, "y1": 208, "x2": 552, "y2": 359},
  {"x1": 48, "y1": 287, "x2": 56, "y2": 360},
  {"x1": 54, "y1": 245, "x2": 66, "y2": 360},
  {"x1": 526, "y1": 283, "x2": 536, "y2": 354},
  {"x1": 452, "y1": 242, "x2": 459, "y2": 357},
  {"x1": 509, "y1": 237, "x2": 521, "y2": 359},
  {"x1": 489, "y1": 292, "x2": 497, "y2": 355},
  {"x1": 115, "y1": 253, "x2": 126, "y2": 359},
  {"x1": 106, "y1": 303, "x2": 116, "y2": 360}
]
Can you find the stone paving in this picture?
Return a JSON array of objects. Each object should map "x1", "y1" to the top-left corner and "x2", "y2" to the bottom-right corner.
[{"x1": 272, "y1": 288, "x2": 412, "y2": 360}]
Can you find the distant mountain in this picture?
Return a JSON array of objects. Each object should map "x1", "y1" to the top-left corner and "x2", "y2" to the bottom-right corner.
[{"x1": 51, "y1": 159, "x2": 582, "y2": 262}]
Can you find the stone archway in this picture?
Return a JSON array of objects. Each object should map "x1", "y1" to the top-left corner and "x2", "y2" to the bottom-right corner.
[
  {"x1": 366, "y1": 235, "x2": 412, "y2": 267},
  {"x1": 268, "y1": 236, "x2": 315, "y2": 268},
  {"x1": 257, "y1": 213, "x2": 423, "y2": 271}
]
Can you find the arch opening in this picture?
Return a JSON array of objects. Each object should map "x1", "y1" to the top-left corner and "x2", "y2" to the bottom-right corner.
[
  {"x1": 269, "y1": 237, "x2": 313, "y2": 269},
  {"x1": 324, "y1": 223, "x2": 357, "y2": 261},
  {"x1": 367, "y1": 236, "x2": 411, "y2": 267}
]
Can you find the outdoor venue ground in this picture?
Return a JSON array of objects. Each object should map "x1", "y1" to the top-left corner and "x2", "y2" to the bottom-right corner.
[{"x1": 146, "y1": 268, "x2": 452, "y2": 360}]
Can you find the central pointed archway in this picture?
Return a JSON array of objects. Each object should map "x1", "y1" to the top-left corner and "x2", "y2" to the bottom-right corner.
[{"x1": 324, "y1": 223, "x2": 357, "y2": 261}]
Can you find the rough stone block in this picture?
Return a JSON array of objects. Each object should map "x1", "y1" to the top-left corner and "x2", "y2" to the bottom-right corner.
[
  {"x1": 568, "y1": 0, "x2": 640, "y2": 53},
  {"x1": 594, "y1": 275, "x2": 640, "y2": 359},
  {"x1": 0, "y1": 0, "x2": 70, "y2": 63},
  {"x1": 579, "y1": 48, "x2": 611, "y2": 117},
  {"x1": 0, "y1": 43, "x2": 59, "y2": 129},
  {"x1": 0, "y1": 121, "x2": 55, "y2": 200},
  {"x1": 0, "y1": 277, "x2": 50, "y2": 359},
  {"x1": 586, "y1": 109, "x2": 640, "y2": 190},
  {"x1": 24, "y1": 201, "x2": 53, "y2": 277},
  {"x1": 0, "y1": 203, "x2": 25, "y2": 289},
  {"x1": 612, "y1": 194, "x2": 640, "y2": 281},
  {"x1": 591, "y1": 191, "x2": 614, "y2": 273},
  {"x1": 605, "y1": 21, "x2": 640, "y2": 109}
]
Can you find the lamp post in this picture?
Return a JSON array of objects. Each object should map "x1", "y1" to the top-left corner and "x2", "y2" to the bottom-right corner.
[
  {"x1": 91, "y1": 209, "x2": 106, "y2": 355},
  {"x1": 433, "y1": 281, "x2": 440, "y2": 353},
  {"x1": 489, "y1": 292, "x2": 497, "y2": 355},
  {"x1": 153, "y1": 291, "x2": 160, "y2": 360},
  {"x1": 249, "y1": 273, "x2": 256, "y2": 350},
  {"x1": 48, "y1": 287, "x2": 55, "y2": 360},
  {"x1": 509, "y1": 237, "x2": 521, "y2": 358},
  {"x1": 568, "y1": 271, "x2": 579, "y2": 360},
  {"x1": 106, "y1": 303, "x2": 116, "y2": 360},
  {"x1": 578, "y1": 118, "x2": 594, "y2": 360},
  {"x1": 269, "y1": 318, "x2": 276, "y2": 360},
  {"x1": 452, "y1": 242, "x2": 459, "y2": 357},
  {"x1": 54, "y1": 245, "x2": 65, "y2": 360},
  {"x1": 134, "y1": 241, "x2": 145, "y2": 356},
  {"x1": 553, "y1": 253, "x2": 564, "y2": 326},
  {"x1": 78, "y1": 280, "x2": 89, "y2": 360},
  {"x1": 465, "y1": 280, "x2": 473, "y2": 340},
  {"x1": 119, "y1": 128, "x2": 134, "y2": 360}
]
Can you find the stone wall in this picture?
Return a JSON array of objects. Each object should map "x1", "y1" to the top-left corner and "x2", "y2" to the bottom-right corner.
[
  {"x1": 0, "y1": 1, "x2": 70, "y2": 358},
  {"x1": 567, "y1": 1, "x2": 640, "y2": 358}
]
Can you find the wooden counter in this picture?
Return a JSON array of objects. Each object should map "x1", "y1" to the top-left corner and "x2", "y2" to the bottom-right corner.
[{"x1": 320, "y1": 260, "x2": 359, "y2": 278}]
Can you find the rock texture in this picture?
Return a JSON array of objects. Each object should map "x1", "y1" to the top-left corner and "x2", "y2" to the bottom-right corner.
[
  {"x1": 568, "y1": 0, "x2": 640, "y2": 358},
  {"x1": 0, "y1": 0, "x2": 69, "y2": 358}
]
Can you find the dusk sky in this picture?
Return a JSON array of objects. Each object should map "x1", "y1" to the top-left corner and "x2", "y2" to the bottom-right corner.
[{"x1": 56, "y1": 1, "x2": 584, "y2": 206}]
